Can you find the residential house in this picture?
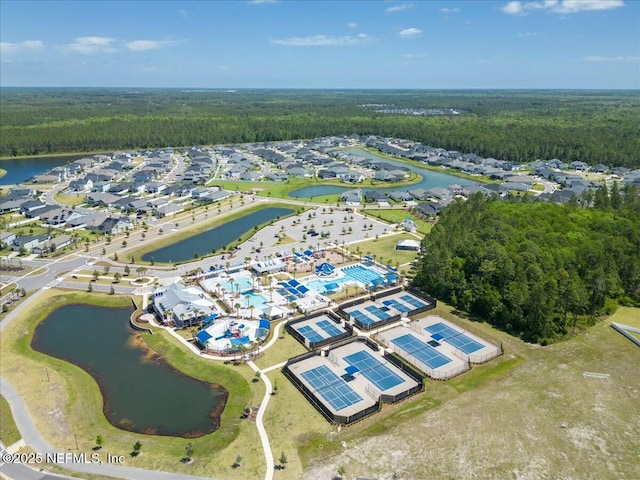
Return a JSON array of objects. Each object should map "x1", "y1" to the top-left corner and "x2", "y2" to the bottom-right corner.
[
  {"x1": 11, "y1": 234, "x2": 50, "y2": 252},
  {"x1": 32, "y1": 235, "x2": 72, "y2": 255}
]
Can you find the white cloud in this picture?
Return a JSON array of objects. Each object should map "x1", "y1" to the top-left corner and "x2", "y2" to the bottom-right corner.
[
  {"x1": 67, "y1": 36, "x2": 116, "y2": 54},
  {"x1": 502, "y1": 0, "x2": 624, "y2": 15},
  {"x1": 584, "y1": 55, "x2": 640, "y2": 62},
  {"x1": 518, "y1": 31, "x2": 537, "y2": 36},
  {"x1": 403, "y1": 53, "x2": 428, "y2": 59},
  {"x1": 439, "y1": 7, "x2": 461, "y2": 13},
  {"x1": 0, "y1": 40, "x2": 43, "y2": 56},
  {"x1": 386, "y1": 3, "x2": 412, "y2": 12},
  {"x1": 270, "y1": 34, "x2": 371, "y2": 46},
  {"x1": 502, "y1": 1, "x2": 524, "y2": 14},
  {"x1": 178, "y1": 9, "x2": 188, "y2": 18},
  {"x1": 398, "y1": 28, "x2": 422, "y2": 37},
  {"x1": 347, "y1": 22, "x2": 358, "y2": 28},
  {"x1": 126, "y1": 40, "x2": 177, "y2": 51}
]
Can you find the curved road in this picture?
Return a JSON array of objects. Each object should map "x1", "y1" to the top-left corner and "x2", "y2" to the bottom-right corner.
[{"x1": 1, "y1": 197, "x2": 401, "y2": 480}]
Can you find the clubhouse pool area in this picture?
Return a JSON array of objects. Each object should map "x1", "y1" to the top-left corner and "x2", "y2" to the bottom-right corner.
[
  {"x1": 302, "y1": 262, "x2": 393, "y2": 295},
  {"x1": 195, "y1": 317, "x2": 270, "y2": 354}
]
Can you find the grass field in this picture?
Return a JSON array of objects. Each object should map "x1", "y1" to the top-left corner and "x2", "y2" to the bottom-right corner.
[
  {"x1": 302, "y1": 305, "x2": 640, "y2": 480},
  {"x1": 362, "y1": 208, "x2": 433, "y2": 235},
  {"x1": 347, "y1": 232, "x2": 421, "y2": 266},
  {"x1": 53, "y1": 192, "x2": 87, "y2": 207},
  {"x1": 0, "y1": 290, "x2": 265, "y2": 479},
  {"x1": 0, "y1": 394, "x2": 21, "y2": 446}
]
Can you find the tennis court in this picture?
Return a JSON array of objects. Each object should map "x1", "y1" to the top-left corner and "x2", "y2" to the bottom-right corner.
[
  {"x1": 425, "y1": 322, "x2": 484, "y2": 354},
  {"x1": 297, "y1": 325, "x2": 325, "y2": 343},
  {"x1": 400, "y1": 294, "x2": 428, "y2": 309},
  {"x1": 300, "y1": 365, "x2": 364, "y2": 411},
  {"x1": 349, "y1": 309, "x2": 377, "y2": 325},
  {"x1": 391, "y1": 333, "x2": 453, "y2": 369},
  {"x1": 381, "y1": 298, "x2": 412, "y2": 313},
  {"x1": 316, "y1": 319, "x2": 344, "y2": 337},
  {"x1": 365, "y1": 305, "x2": 392, "y2": 321},
  {"x1": 343, "y1": 349, "x2": 405, "y2": 391}
]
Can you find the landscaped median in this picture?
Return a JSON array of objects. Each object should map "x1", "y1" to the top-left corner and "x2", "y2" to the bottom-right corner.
[
  {"x1": 0, "y1": 289, "x2": 268, "y2": 479},
  {"x1": 124, "y1": 201, "x2": 305, "y2": 265}
]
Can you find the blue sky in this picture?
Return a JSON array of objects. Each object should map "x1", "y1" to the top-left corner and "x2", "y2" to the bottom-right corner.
[{"x1": 1, "y1": 0, "x2": 638, "y2": 89}]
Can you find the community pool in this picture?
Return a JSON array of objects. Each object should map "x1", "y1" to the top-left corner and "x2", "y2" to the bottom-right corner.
[
  {"x1": 241, "y1": 291, "x2": 269, "y2": 309},
  {"x1": 219, "y1": 276, "x2": 252, "y2": 294},
  {"x1": 342, "y1": 264, "x2": 387, "y2": 287},
  {"x1": 306, "y1": 277, "x2": 349, "y2": 294}
]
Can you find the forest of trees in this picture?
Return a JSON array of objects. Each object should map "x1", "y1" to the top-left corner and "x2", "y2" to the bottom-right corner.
[
  {"x1": 1, "y1": 88, "x2": 639, "y2": 168},
  {"x1": 412, "y1": 186, "x2": 640, "y2": 344}
]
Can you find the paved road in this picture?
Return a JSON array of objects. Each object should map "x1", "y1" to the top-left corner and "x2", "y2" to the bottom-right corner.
[{"x1": 0, "y1": 197, "x2": 405, "y2": 480}]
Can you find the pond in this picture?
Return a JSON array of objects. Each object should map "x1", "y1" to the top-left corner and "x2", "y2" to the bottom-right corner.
[
  {"x1": 142, "y1": 206, "x2": 294, "y2": 263},
  {"x1": 1, "y1": 154, "x2": 87, "y2": 185},
  {"x1": 289, "y1": 147, "x2": 475, "y2": 198},
  {"x1": 31, "y1": 304, "x2": 228, "y2": 438}
]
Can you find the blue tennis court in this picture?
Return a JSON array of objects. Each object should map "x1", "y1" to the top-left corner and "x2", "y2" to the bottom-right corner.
[
  {"x1": 425, "y1": 322, "x2": 484, "y2": 354},
  {"x1": 300, "y1": 365, "x2": 363, "y2": 411},
  {"x1": 297, "y1": 325, "x2": 325, "y2": 343},
  {"x1": 391, "y1": 333, "x2": 452, "y2": 369},
  {"x1": 382, "y1": 299, "x2": 412, "y2": 313},
  {"x1": 343, "y1": 350, "x2": 404, "y2": 391},
  {"x1": 316, "y1": 319, "x2": 343, "y2": 337},
  {"x1": 400, "y1": 294, "x2": 427, "y2": 309},
  {"x1": 350, "y1": 309, "x2": 376, "y2": 325},
  {"x1": 365, "y1": 305, "x2": 391, "y2": 320}
]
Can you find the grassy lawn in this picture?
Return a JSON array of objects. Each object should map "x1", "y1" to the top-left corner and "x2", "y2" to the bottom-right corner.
[
  {"x1": 54, "y1": 192, "x2": 87, "y2": 206},
  {"x1": 124, "y1": 201, "x2": 303, "y2": 265},
  {"x1": 0, "y1": 290, "x2": 267, "y2": 479},
  {"x1": 253, "y1": 329, "x2": 307, "y2": 370},
  {"x1": 301, "y1": 305, "x2": 640, "y2": 480},
  {"x1": 362, "y1": 209, "x2": 432, "y2": 235},
  {"x1": 531, "y1": 183, "x2": 546, "y2": 192},
  {"x1": 0, "y1": 394, "x2": 21, "y2": 446},
  {"x1": 347, "y1": 233, "x2": 421, "y2": 266}
]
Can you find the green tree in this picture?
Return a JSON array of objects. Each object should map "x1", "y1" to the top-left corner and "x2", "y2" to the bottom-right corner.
[{"x1": 95, "y1": 435, "x2": 104, "y2": 449}]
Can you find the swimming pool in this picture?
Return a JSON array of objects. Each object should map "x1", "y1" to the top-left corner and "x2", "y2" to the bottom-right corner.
[
  {"x1": 343, "y1": 264, "x2": 386, "y2": 287},
  {"x1": 241, "y1": 291, "x2": 269, "y2": 309},
  {"x1": 219, "y1": 277, "x2": 252, "y2": 294},
  {"x1": 305, "y1": 277, "x2": 348, "y2": 294}
]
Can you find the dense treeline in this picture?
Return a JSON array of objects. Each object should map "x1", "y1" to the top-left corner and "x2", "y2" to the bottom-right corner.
[
  {"x1": 412, "y1": 188, "x2": 640, "y2": 343},
  {"x1": 1, "y1": 89, "x2": 639, "y2": 168}
]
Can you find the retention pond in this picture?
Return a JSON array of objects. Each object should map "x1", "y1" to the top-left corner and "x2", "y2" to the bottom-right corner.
[
  {"x1": 31, "y1": 304, "x2": 228, "y2": 437},
  {"x1": 142, "y1": 206, "x2": 294, "y2": 263}
]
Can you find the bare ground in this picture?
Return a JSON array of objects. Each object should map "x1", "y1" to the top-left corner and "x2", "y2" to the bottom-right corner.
[{"x1": 302, "y1": 310, "x2": 640, "y2": 480}]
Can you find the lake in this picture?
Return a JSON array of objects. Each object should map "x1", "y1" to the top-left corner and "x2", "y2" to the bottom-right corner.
[
  {"x1": 289, "y1": 147, "x2": 475, "y2": 198},
  {"x1": 31, "y1": 304, "x2": 228, "y2": 438},
  {"x1": 142, "y1": 206, "x2": 295, "y2": 263},
  {"x1": 1, "y1": 154, "x2": 88, "y2": 185}
]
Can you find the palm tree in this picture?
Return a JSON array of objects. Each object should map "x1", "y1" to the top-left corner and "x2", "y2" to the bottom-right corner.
[
  {"x1": 245, "y1": 294, "x2": 251, "y2": 309},
  {"x1": 234, "y1": 303, "x2": 241, "y2": 318},
  {"x1": 234, "y1": 282, "x2": 239, "y2": 298},
  {"x1": 268, "y1": 287, "x2": 274, "y2": 303},
  {"x1": 248, "y1": 305, "x2": 255, "y2": 319}
]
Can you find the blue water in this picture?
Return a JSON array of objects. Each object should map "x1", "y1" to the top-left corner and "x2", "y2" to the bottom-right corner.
[
  {"x1": 241, "y1": 291, "x2": 269, "y2": 309},
  {"x1": 142, "y1": 207, "x2": 294, "y2": 263},
  {"x1": 343, "y1": 264, "x2": 386, "y2": 285},
  {"x1": 1, "y1": 154, "x2": 87, "y2": 185},
  {"x1": 219, "y1": 277, "x2": 252, "y2": 293},
  {"x1": 306, "y1": 277, "x2": 348, "y2": 294},
  {"x1": 30, "y1": 304, "x2": 228, "y2": 437},
  {"x1": 289, "y1": 147, "x2": 474, "y2": 198}
]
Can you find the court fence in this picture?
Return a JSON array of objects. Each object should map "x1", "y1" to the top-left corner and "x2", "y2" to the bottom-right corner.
[
  {"x1": 282, "y1": 345, "x2": 381, "y2": 425},
  {"x1": 285, "y1": 310, "x2": 352, "y2": 350},
  {"x1": 422, "y1": 314, "x2": 504, "y2": 364},
  {"x1": 377, "y1": 333, "x2": 470, "y2": 381},
  {"x1": 405, "y1": 288, "x2": 438, "y2": 317},
  {"x1": 282, "y1": 336, "x2": 424, "y2": 425}
]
